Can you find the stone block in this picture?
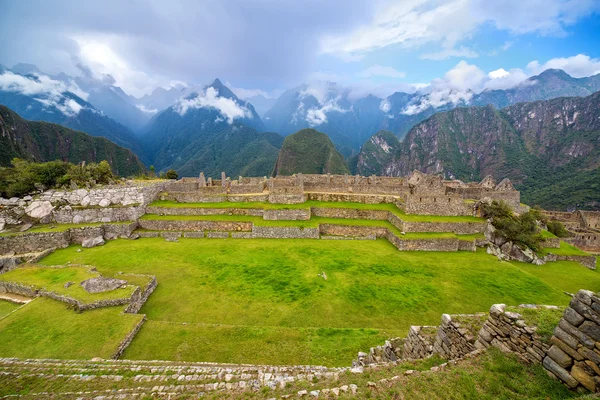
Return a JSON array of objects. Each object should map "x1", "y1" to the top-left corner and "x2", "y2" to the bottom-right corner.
[
  {"x1": 542, "y1": 357, "x2": 579, "y2": 388},
  {"x1": 550, "y1": 337, "x2": 584, "y2": 361},
  {"x1": 553, "y1": 327, "x2": 580, "y2": 350},
  {"x1": 579, "y1": 321, "x2": 600, "y2": 342},
  {"x1": 207, "y1": 232, "x2": 229, "y2": 239},
  {"x1": 559, "y1": 319, "x2": 595, "y2": 349},
  {"x1": 82, "y1": 236, "x2": 105, "y2": 248},
  {"x1": 547, "y1": 345, "x2": 573, "y2": 369},
  {"x1": 571, "y1": 363, "x2": 597, "y2": 391},
  {"x1": 564, "y1": 307, "x2": 585, "y2": 327}
]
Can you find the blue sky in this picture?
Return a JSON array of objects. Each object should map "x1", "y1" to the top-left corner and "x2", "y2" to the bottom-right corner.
[{"x1": 0, "y1": 0, "x2": 599, "y2": 99}]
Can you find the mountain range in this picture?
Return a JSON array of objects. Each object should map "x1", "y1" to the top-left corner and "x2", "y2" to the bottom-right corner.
[
  {"x1": 354, "y1": 92, "x2": 600, "y2": 210},
  {"x1": 0, "y1": 105, "x2": 145, "y2": 176},
  {"x1": 0, "y1": 62, "x2": 599, "y2": 209}
]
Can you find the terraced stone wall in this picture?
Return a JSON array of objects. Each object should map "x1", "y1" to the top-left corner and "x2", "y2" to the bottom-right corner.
[
  {"x1": 475, "y1": 304, "x2": 551, "y2": 364},
  {"x1": 137, "y1": 220, "x2": 252, "y2": 232},
  {"x1": 307, "y1": 192, "x2": 400, "y2": 204},
  {"x1": 404, "y1": 195, "x2": 472, "y2": 216},
  {"x1": 385, "y1": 232, "x2": 461, "y2": 252},
  {"x1": 311, "y1": 208, "x2": 389, "y2": 221},
  {"x1": 53, "y1": 205, "x2": 145, "y2": 224},
  {"x1": 433, "y1": 313, "x2": 487, "y2": 360},
  {"x1": 544, "y1": 254, "x2": 597, "y2": 270},
  {"x1": 146, "y1": 206, "x2": 264, "y2": 217},
  {"x1": 251, "y1": 226, "x2": 320, "y2": 239},
  {"x1": 543, "y1": 290, "x2": 600, "y2": 392},
  {"x1": 319, "y1": 224, "x2": 388, "y2": 238},
  {"x1": 403, "y1": 326, "x2": 437, "y2": 359},
  {"x1": 401, "y1": 221, "x2": 485, "y2": 234},
  {"x1": 0, "y1": 223, "x2": 137, "y2": 255},
  {"x1": 263, "y1": 209, "x2": 311, "y2": 220}
]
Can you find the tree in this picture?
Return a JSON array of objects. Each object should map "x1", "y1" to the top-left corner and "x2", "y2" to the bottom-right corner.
[{"x1": 165, "y1": 169, "x2": 178, "y2": 180}]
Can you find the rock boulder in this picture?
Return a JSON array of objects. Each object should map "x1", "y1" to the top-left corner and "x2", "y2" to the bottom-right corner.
[
  {"x1": 25, "y1": 201, "x2": 54, "y2": 220},
  {"x1": 82, "y1": 236, "x2": 105, "y2": 248}
]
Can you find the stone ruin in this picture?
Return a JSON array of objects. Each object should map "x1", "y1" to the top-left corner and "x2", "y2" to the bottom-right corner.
[
  {"x1": 163, "y1": 170, "x2": 522, "y2": 216},
  {"x1": 80, "y1": 277, "x2": 128, "y2": 293}
]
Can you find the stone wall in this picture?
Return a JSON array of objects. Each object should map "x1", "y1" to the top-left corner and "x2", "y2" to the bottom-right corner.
[
  {"x1": 433, "y1": 313, "x2": 487, "y2": 360},
  {"x1": 267, "y1": 194, "x2": 307, "y2": 204},
  {"x1": 475, "y1": 304, "x2": 551, "y2": 364},
  {"x1": 385, "y1": 231, "x2": 461, "y2": 252},
  {"x1": 403, "y1": 326, "x2": 437, "y2": 359},
  {"x1": 311, "y1": 208, "x2": 389, "y2": 221},
  {"x1": 146, "y1": 206, "x2": 263, "y2": 217},
  {"x1": 401, "y1": 221, "x2": 485, "y2": 234},
  {"x1": 53, "y1": 205, "x2": 145, "y2": 224},
  {"x1": 38, "y1": 181, "x2": 168, "y2": 207},
  {"x1": 543, "y1": 290, "x2": 600, "y2": 391},
  {"x1": 263, "y1": 209, "x2": 311, "y2": 220},
  {"x1": 0, "y1": 223, "x2": 137, "y2": 255},
  {"x1": 319, "y1": 224, "x2": 388, "y2": 238},
  {"x1": 404, "y1": 195, "x2": 472, "y2": 216},
  {"x1": 307, "y1": 192, "x2": 399, "y2": 205},
  {"x1": 112, "y1": 316, "x2": 147, "y2": 360},
  {"x1": 565, "y1": 234, "x2": 600, "y2": 254},
  {"x1": 137, "y1": 219, "x2": 252, "y2": 232},
  {"x1": 123, "y1": 275, "x2": 158, "y2": 314},
  {"x1": 251, "y1": 226, "x2": 320, "y2": 239},
  {"x1": 544, "y1": 254, "x2": 597, "y2": 270}
]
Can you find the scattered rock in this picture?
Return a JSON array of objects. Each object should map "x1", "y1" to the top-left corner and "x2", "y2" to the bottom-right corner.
[
  {"x1": 80, "y1": 277, "x2": 127, "y2": 293},
  {"x1": 19, "y1": 223, "x2": 33, "y2": 232},
  {"x1": 129, "y1": 233, "x2": 140, "y2": 240},
  {"x1": 25, "y1": 201, "x2": 54, "y2": 219},
  {"x1": 76, "y1": 249, "x2": 82, "y2": 253},
  {"x1": 82, "y1": 236, "x2": 105, "y2": 248},
  {"x1": 64, "y1": 281, "x2": 74, "y2": 289},
  {"x1": 165, "y1": 237, "x2": 179, "y2": 243}
]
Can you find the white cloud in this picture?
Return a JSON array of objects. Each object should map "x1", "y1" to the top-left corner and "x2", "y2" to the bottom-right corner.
[
  {"x1": 483, "y1": 68, "x2": 529, "y2": 90},
  {"x1": 379, "y1": 99, "x2": 391, "y2": 113},
  {"x1": 306, "y1": 98, "x2": 348, "y2": 126},
  {"x1": 359, "y1": 64, "x2": 406, "y2": 78},
  {"x1": 320, "y1": 0, "x2": 599, "y2": 60},
  {"x1": 420, "y1": 46, "x2": 479, "y2": 60},
  {"x1": 526, "y1": 54, "x2": 600, "y2": 78},
  {"x1": 488, "y1": 68, "x2": 509, "y2": 79},
  {"x1": 0, "y1": 71, "x2": 88, "y2": 117},
  {"x1": 136, "y1": 104, "x2": 158, "y2": 114},
  {"x1": 74, "y1": 36, "x2": 171, "y2": 97},
  {"x1": 173, "y1": 86, "x2": 252, "y2": 123}
]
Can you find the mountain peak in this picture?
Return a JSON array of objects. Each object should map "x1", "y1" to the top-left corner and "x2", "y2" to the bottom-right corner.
[
  {"x1": 532, "y1": 69, "x2": 573, "y2": 81},
  {"x1": 11, "y1": 63, "x2": 42, "y2": 76},
  {"x1": 206, "y1": 78, "x2": 238, "y2": 100}
]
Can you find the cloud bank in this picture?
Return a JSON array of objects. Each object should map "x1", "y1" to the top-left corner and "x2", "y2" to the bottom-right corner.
[
  {"x1": 0, "y1": 71, "x2": 88, "y2": 116},
  {"x1": 173, "y1": 87, "x2": 252, "y2": 123}
]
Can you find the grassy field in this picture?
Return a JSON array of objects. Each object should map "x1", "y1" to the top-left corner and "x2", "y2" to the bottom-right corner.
[
  {"x1": 149, "y1": 200, "x2": 484, "y2": 223},
  {"x1": 11, "y1": 237, "x2": 594, "y2": 366},
  {"x1": 0, "y1": 298, "x2": 143, "y2": 359},
  {"x1": 0, "y1": 300, "x2": 21, "y2": 319},
  {"x1": 0, "y1": 265, "x2": 137, "y2": 303}
]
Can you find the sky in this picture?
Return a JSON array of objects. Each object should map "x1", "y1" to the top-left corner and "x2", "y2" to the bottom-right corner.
[{"x1": 0, "y1": 0, "x2": 599, "y2": 99}]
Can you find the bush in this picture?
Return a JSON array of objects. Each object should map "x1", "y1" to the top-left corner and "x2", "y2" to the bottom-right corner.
[
  {"x1": 0, "y1": 159, "x2": 117, "y2": 198},
  {"x1": 482, "y1": 200, "x2": 544, "y2": 252},
  {"x1": 165, "y1": 169, "x2": 178, "y2": 180},
  {"x1": 547, "y1": 221, "x2": 570, "y2": 238}
]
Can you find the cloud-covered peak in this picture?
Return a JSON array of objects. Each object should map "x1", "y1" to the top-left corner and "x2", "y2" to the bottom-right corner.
[
  {"x1": 173, "y1": 86, "x2": 253, "y2": 124},
  {"x1": 0, "y1": 70, "x2": 89, "y2": 117}
]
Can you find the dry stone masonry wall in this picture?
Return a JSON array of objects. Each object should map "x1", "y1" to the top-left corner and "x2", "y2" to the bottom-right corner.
[{"x1": 543, "y1": 290, "x2": 600, "y2": 391}]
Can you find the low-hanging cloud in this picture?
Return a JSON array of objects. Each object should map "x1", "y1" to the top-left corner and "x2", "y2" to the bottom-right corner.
[
  {"x1": 0, "y1": 71, "x2": 88, "y2": 117},
  {"x1": 173, "y1": 87, "x2": 252, "y2": 123},
  {"x1": 306, "y1": 97, "x2": 349, "y2": 126}
]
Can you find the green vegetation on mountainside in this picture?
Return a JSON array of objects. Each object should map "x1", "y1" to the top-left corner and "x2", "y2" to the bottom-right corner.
[
  {"x1": 273, "y1": 129, "x2": 350, "y2": 176},
  {"x1": 378, "y1": 92, "x2": 600, "y2": 210},
  {"x1": 17, "y1": 238, "x2": 597, "y2": 366},
  {"x1": 353, "y1": 130, "x2": 401, "y2": 176},
  {"x1": 0, "y1": 105, "x2": 145, "y2": 177}
]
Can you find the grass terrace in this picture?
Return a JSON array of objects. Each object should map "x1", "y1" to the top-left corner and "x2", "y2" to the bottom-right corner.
[
  {"x1": 0, "y1": 238, "x2": 594, "y2": 366},
  {"x1": 0, "y1": 300, "x2": 21, "y2": 319},
  {"x1": 0, "y1": 221, "x2": 132, "y2": 236},
  {"x1": 0, "y1": 298, "x2": 143, "y2": 359},
  {"x1": 149, "y1": 200, "x2": 484, "y2": 223},
  {"x1": 541, "y1": 241, "x2": 590, "y2": 256},
  {"x1": 0, "y1": 264, "x2": 138, "y2": 303}
]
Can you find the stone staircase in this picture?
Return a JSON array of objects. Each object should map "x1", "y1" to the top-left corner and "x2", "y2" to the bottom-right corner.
[{"x1": 0, "y1": 357, "x2": 347, "y2": 398}]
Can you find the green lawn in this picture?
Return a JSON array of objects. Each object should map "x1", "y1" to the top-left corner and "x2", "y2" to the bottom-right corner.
[
  {"x1": 0, "y1": 265, "x2": 137, "y2": 303},
  {"x1": 0, "y1": 300, "x2": 21, "y2": 319},
  {"x1": 29, "y1": 238, "x2": 600, "y2": 366},
  {"x1": 149, "y1": 200, "x2": 484, "y2": 223},
  {"x1": 542, "y1": 241, "x2": 590, "y2": 256},
  {"x1": 0, "y1": 298, "x2": 143, "y2": 359}
]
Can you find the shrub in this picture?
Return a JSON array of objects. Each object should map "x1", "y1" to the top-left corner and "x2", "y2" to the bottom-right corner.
[
  {"x1": 547, "y1": 221, "x2": 570, "y2": 238},
  {"x1": 481, "y1": 200, "x2": 545, "y2": 252},
  {"x1": 165, "y1": 169, "x2": 178, "y2": 180},
  {"x1": 0, "y1": 159, "x2": 118, "y2": 198}
]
